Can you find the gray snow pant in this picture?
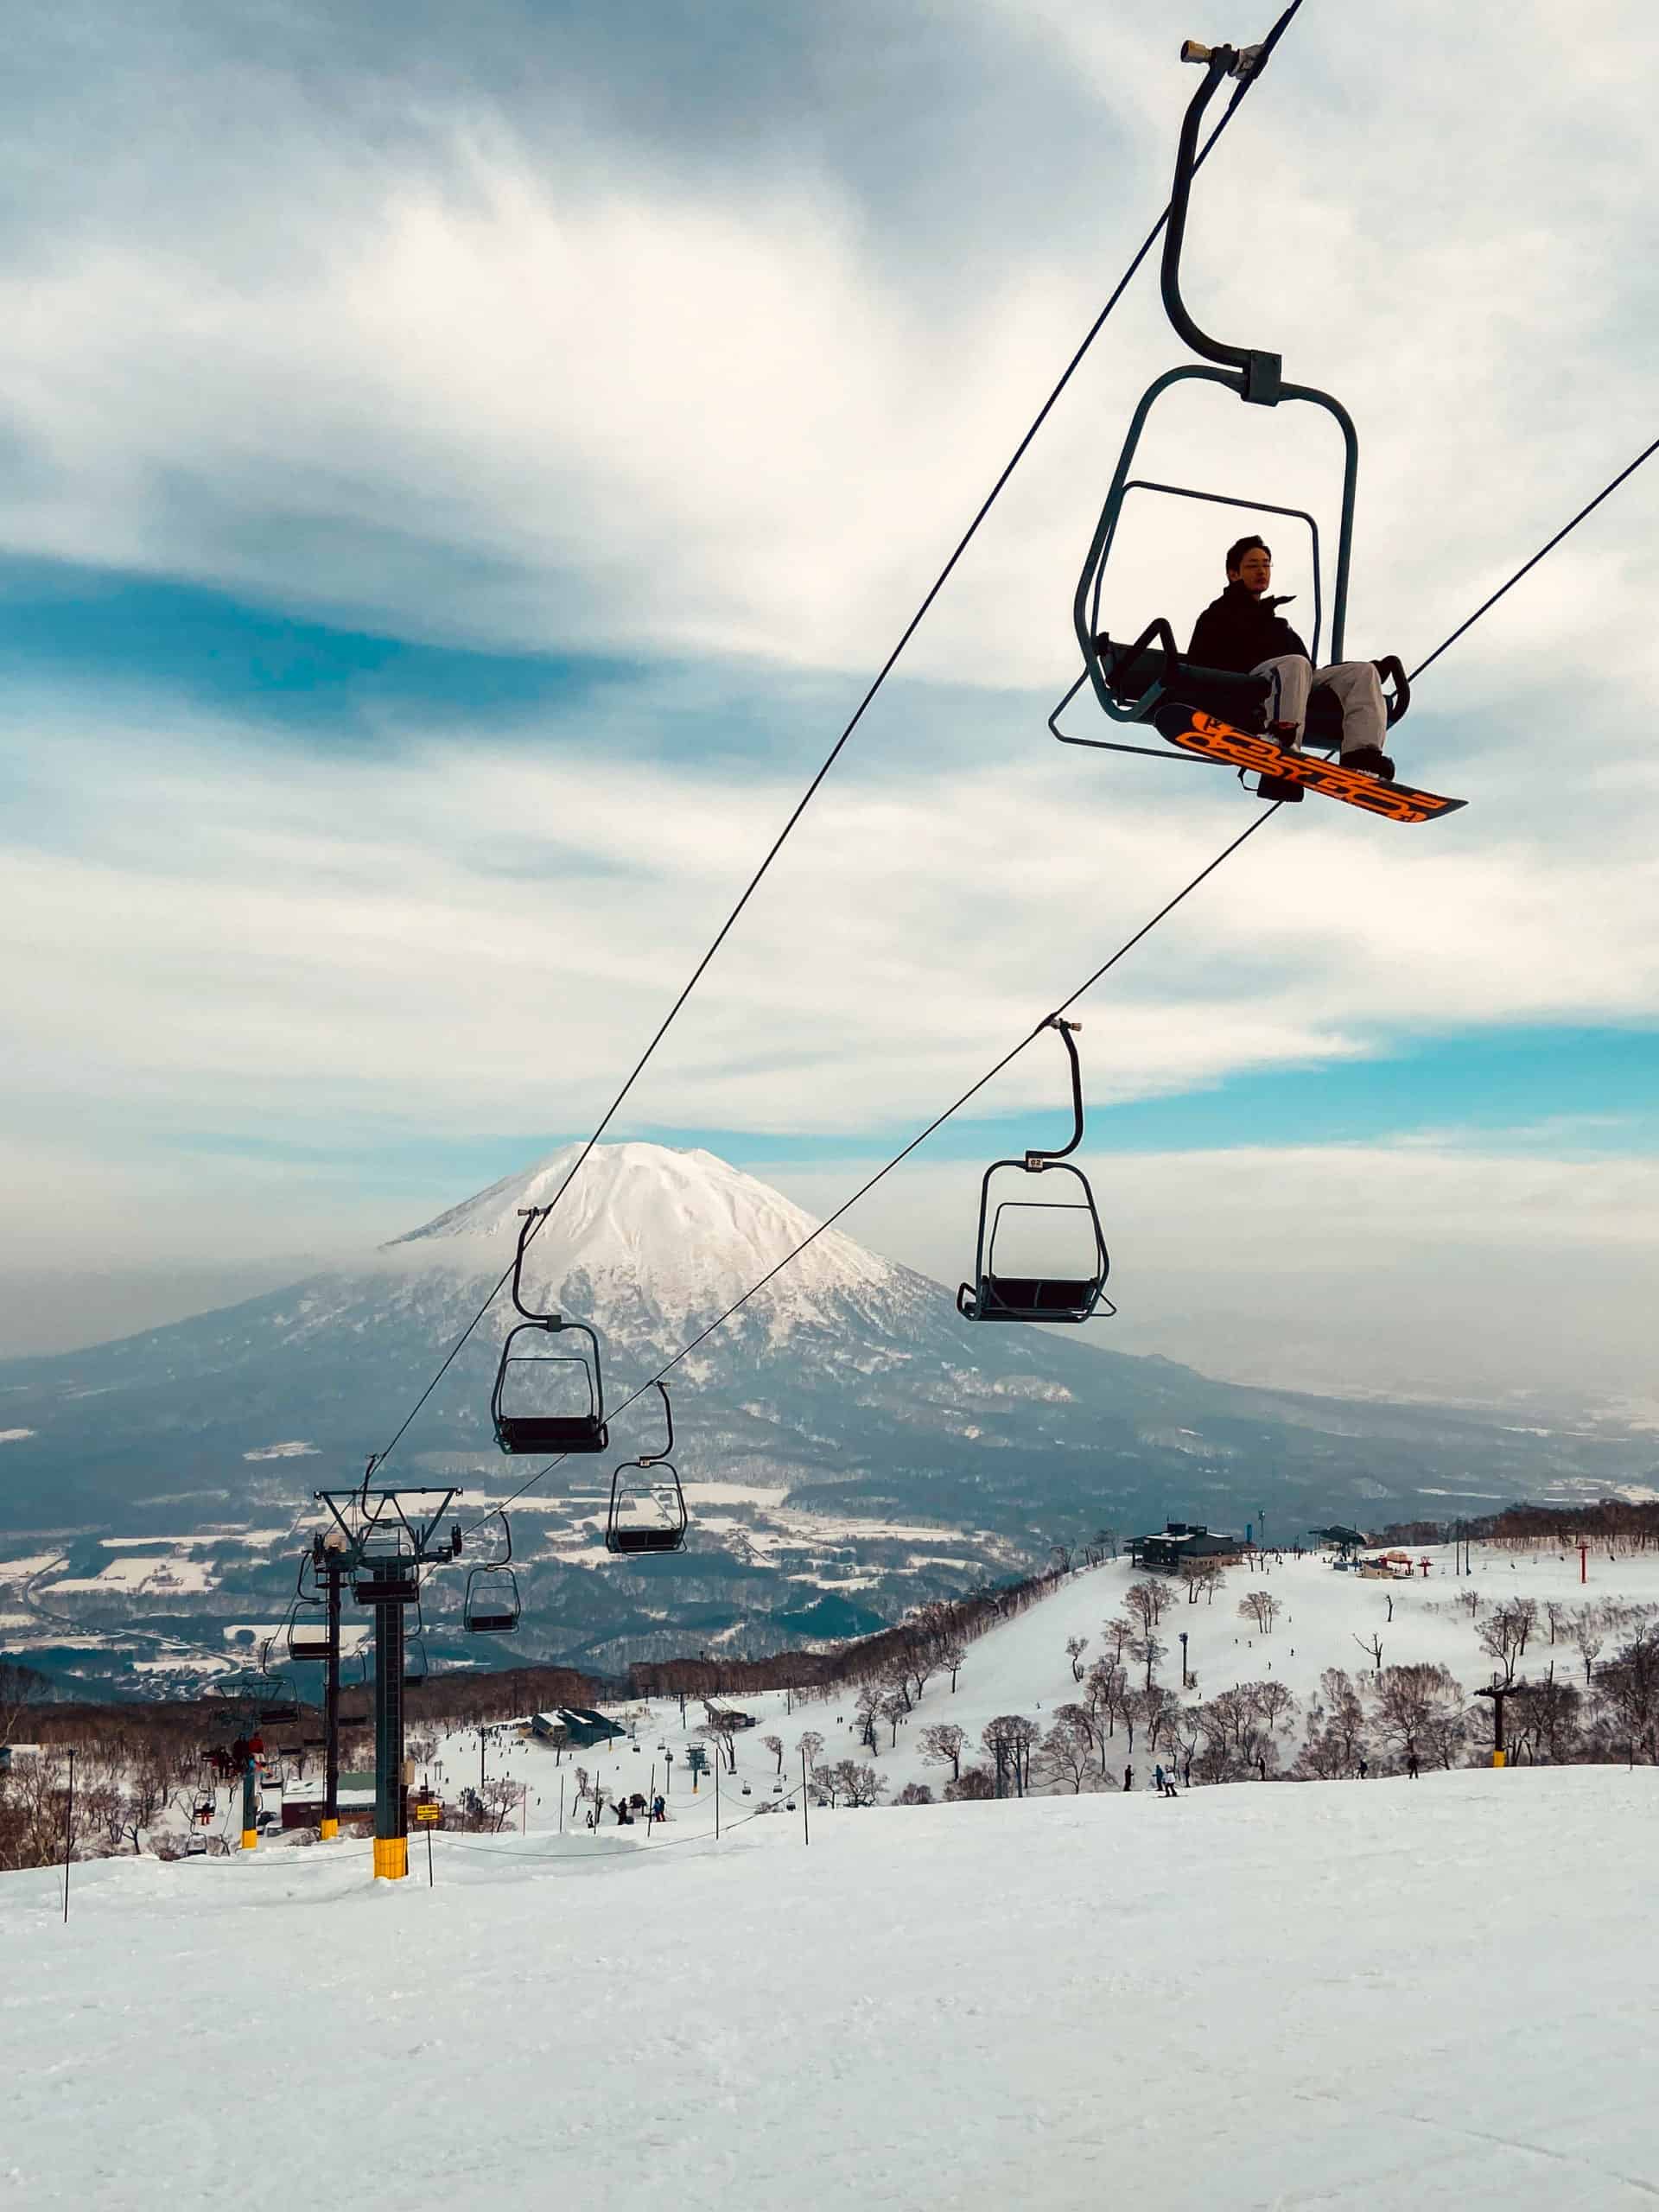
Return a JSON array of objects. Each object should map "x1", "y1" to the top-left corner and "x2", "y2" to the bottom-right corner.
[{"x1": 1251, "y1": 654, "x2": 1387, "y2": 760}]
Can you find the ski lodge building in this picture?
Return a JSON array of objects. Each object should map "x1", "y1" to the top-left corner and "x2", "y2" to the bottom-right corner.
[
  {"x1": 1127, "y1": 1522, "x2": 1244, "y2": 1574},
  {"x1": 532, "y1": 1707, "x2": 626, "y2": 1751}
]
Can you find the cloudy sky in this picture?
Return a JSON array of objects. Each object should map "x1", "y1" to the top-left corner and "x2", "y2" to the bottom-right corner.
[{"x1": 3, "y1": 0, "x2": 1657, "y2": 1411}]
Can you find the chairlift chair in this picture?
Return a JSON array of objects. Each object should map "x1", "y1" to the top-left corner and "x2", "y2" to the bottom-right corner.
[
  {"x1": 284, "y1": 1554, "x2": 333, "y2": 1664},
  {"x1": 288, "y1": 1617, "x2": 331, "y2": 1663},
  {"x1": 463, "y1": 1513, "x2": 522, "y2": 1634},
  {"x1": 1054, "y1": 40, "x2": 1411, "y2": 798},
  {"x1": 606, "y1": 1382, "x2": 689, "y2": 1556},
  {"x1": 957, "y1": 1017, "x2": 1115, "y2": 1325},
  {"x1": 491, "y1": 1211, "x2": 610, "y2": 1456}
]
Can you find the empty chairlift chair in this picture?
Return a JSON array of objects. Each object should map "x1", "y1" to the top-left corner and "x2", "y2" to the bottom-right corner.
[
  {"x1": 285, "y1": 1554, "x2": 332, "y2": 1664},
  {"x1": 463, "y1": 1513, "x2": 521, "y2": 1635},
  {"x1": 957, "y1": 1016, "x2": 1115, "y2": 1326},
  {"x1": 288, "y1": 1614, "x2": 331, "y2": 1664},
  {"x1": 490, "y1": 1209, "x2": 610, "y2": 1457},
  {"x1": 607, "y1": 1382, "x2": 688, "y2": 1557},
  {"x1": 463, "y1": 1567, "x2": 521, "y2": 1635}
]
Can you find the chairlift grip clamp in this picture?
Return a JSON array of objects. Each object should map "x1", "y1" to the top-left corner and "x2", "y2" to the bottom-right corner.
[{"x1": 1179, "y1": 39, "x2": 1263, "y2": 79}]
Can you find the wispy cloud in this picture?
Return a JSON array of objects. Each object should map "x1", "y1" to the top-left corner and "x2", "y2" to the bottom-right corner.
[{"x1": 2, "y1": 1, "x2": 1657, "y2": 1399}]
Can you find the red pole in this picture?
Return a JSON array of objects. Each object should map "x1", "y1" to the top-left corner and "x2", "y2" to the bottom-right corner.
[{"x1": 1580, "y1": 1543, "x2": 1588, "y2": 1586}]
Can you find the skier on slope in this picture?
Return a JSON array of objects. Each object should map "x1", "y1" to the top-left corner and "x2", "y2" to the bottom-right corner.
[{"x1": 1188, "y1": 537, "x2": 1395, "y2": 792}]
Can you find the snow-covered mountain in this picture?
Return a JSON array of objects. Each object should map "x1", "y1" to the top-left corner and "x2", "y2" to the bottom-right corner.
[
  {"x1": 395, "y1": 1141, "x2": 910, "y2": 1343},
  {"x1": 1, "y1": 1141, "x2": 1651, "y2": 1684}
]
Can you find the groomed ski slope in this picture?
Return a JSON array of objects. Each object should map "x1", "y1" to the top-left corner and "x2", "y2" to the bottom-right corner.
[{"x1": 7, "y1": 1765, "x2": 1658, "y2": 2210}]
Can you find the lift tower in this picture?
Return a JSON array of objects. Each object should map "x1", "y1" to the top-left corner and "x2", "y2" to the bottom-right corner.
[{"x1": 315, "y1": 1484, "x2": 461, "y2": 1880}]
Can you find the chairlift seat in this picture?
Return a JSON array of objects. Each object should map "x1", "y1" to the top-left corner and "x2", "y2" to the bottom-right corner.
[
  {"x1": 1096, "y1": 632, "x2": 1354, "y2": 749},
  {"x1": 494, "y1": 1411, "x2": 609, "y2": 1456},
  {"x1": 289, "y1": 1630, "x2": 331, "y2": 1662},
  {"x1": 969, "y1": 1273, "x2": 1102, "y2": 1319},
  {"x1": 466, "y1": 1609, "x2": 517, "y2": 1633},
  {"x1": 609, "y1": 1523, "x2": 685, "y2": 1556}
]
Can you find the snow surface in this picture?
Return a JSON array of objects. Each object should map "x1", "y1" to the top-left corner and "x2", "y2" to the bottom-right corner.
[
  {"x1": 10, "y1": 1541, "x2": 1659, "y2": 2207},
  {"x1": 6, "y1": 1769, "x2": 1658, "y2": 2209}
]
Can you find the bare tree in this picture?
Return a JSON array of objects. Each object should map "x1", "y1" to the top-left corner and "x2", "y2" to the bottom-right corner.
[
  {"x1": 1064, "y1": 1636, "x2": 1089, "y2": 1682},
  {"x1": 828, "y1": 1759, "x2": 887, "y2": 1808},
  {"x1": 1124, "y1": 1579, "x2": 1174, "y2": 1634},
  {"x1": 1238, "y1": 1590, "x2": 1283, "y2": 1635},
  {"x1": 940, "y1": 1644, "x2": 966, "y2": 1693},
  {"x1": 1352, "y1": 1630, "x2": 1384, "y2": 1675},
  {"x1": 1477, "y1": 1601, "x2": 1533, "y2": 1688},
  {"x1": 1572, "y1": 1606, "x2": 1608, "y2": 1686},
  {"x1": 1598, "y1": 1628, "x2": 1659, "y2": 1763},
  {"x1": 918, "y1": 1722, "x2": 966, "y2": 1781},
  {"x1": 796, "y1": 1730, "x2": 825, "y2": 1777},
  {"x1": 943, "y1": 1766, "x2": 995, "y2": 1802},
  {"x1": 1250, "y1": 1681, "x2": 1297, "y2": 1735},
  {"x1": 762, "y1": 1733, "x2": 784, "y2": 1775},
  {"x1": 698, "y1": 1717, "x2": 740, "y2": 1773},
  {"x1": 1035, "y1": 1712, "x2": 1096, "y2": 1794},
  {"x1": 1128, "y1": 1633, "x2": 1167, "y2": 1691},
  {"x1": 893, "y1": 1781, "x2": 933, "y2": 1806},
  {"x1": 1370, "y1": 1662, "x2": 1461, "y2": 1763},
  {"x1": 878, "y1": 1690, "x2": 909, "y2": 1747}
]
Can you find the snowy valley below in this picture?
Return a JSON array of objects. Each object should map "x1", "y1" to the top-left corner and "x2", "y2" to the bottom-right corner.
[{"x1": 1, "y1": 1144, "x2": 1653, "y2": 1695}]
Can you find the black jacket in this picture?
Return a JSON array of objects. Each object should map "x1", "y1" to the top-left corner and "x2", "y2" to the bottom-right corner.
[{"x1": 1188, "y1": 582, "x2": 1309, "y2": 674}]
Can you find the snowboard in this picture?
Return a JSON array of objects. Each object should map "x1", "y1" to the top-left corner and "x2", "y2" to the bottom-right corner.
[{"x1": 1154, "y1": 706, "x2": 1465, "y2": 824}]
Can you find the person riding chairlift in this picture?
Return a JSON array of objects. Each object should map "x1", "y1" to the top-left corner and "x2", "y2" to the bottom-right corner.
[{"x1": 1189, "y1": 537, "x2": 1395, "y2": 796}]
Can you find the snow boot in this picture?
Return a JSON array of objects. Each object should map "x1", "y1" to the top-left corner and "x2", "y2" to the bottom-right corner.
[{"x1": 1342, "y1": 743, "x2": 1395, "y2": 781}]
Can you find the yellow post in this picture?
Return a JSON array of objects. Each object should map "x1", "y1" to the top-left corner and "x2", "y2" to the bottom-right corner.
[
  {"x1": 373, "y1": 1836, "x2": 408, "y2": 1881},
  {"x1": 1491, "y1": 1750, "x2": 1507, "y2": 1769},
  {"x1": 318, "y1": 1816, "x2": 339, "y2": 1841},
  {"x1": 241, "y1": 1827, "x2": 258, "y2": 1850}
]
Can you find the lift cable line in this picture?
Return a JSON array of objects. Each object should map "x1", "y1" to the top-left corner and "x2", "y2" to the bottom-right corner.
[
  {"x1": 362, "y1": 3, "x2": 1310, "y2": 1482},
  {"x1": 458, "y1": 418, "x2": 1659, "y2": 1543},
  {"x1": 1406, "y1": 429, "x2": 1659, "y2": 683},
  {"x1": 461, "y1": 798, "x2": 1285, "y2": 1540}
]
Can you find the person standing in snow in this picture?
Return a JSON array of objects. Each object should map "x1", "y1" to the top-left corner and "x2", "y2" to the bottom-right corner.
[
  {"x1": 1122, "y1": 1764, "x2": 1134, "y2": 1793},
  {"x1": 1357, "y1": 1756, "x2": 1370, "y2": 1780},
  {"x1": 1407, "y1": 1750, "x2": 1421, "y2": 1780}
]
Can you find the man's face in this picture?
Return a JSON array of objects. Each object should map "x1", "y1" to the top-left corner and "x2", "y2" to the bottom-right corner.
[{"x1": 1229, "y1": 545, "x2": 1272, "y2": 594}]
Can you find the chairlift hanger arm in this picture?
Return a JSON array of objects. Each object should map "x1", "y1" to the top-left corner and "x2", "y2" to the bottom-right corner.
[
  {"x1": 639, "y1": 1380, "x2": 674, "y2": 1466},
  {"x1": 511, "y1": 1206, "x2": 557, "y2": 1321},
  {"x1": 1024, "y1": 1016, "x2": 1085, "y2": 1166},
  {"x1": 1164, "y1": 44, "x2": 1281, "y2": 402}
]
